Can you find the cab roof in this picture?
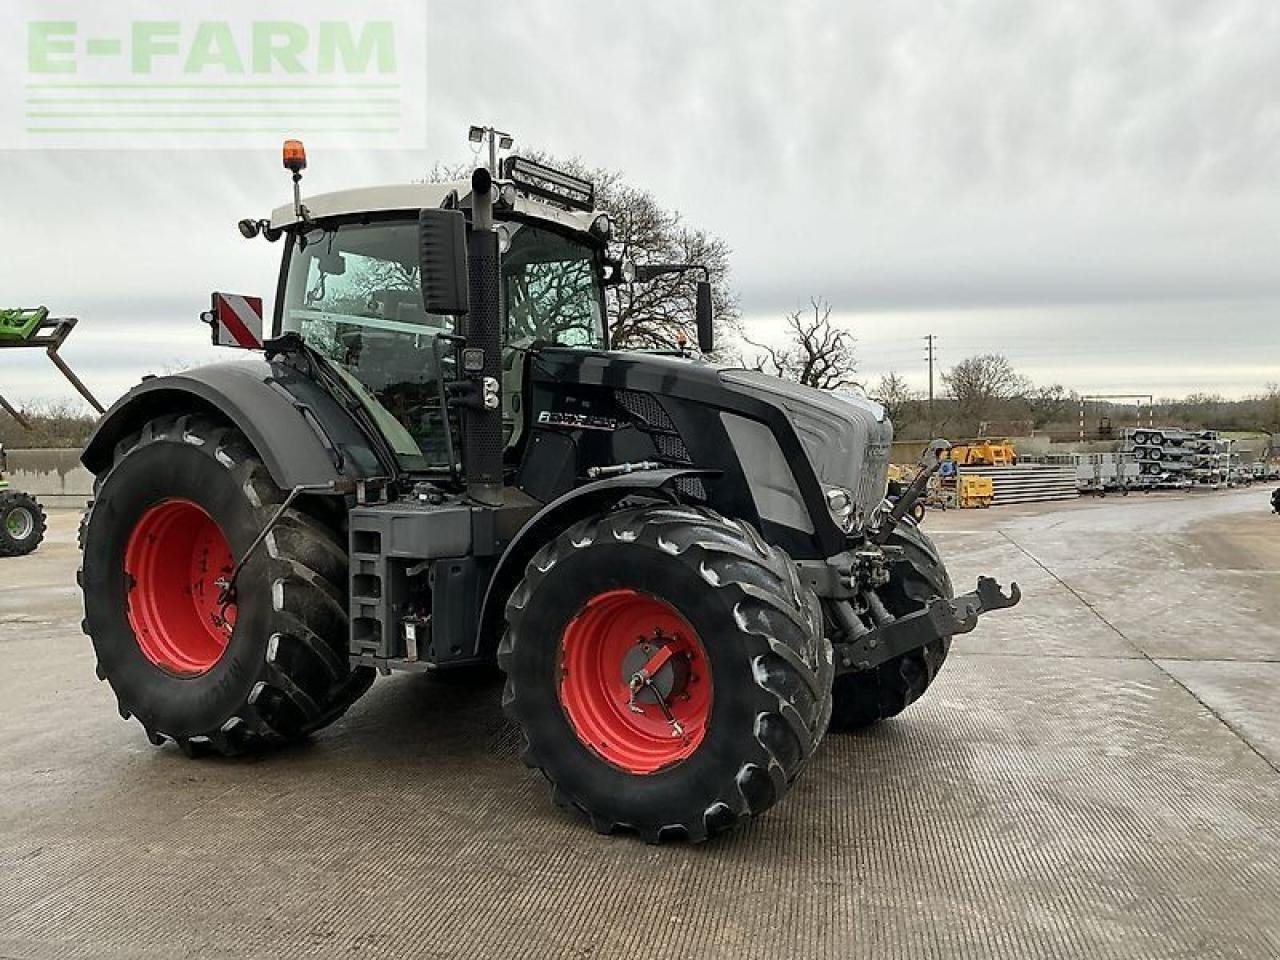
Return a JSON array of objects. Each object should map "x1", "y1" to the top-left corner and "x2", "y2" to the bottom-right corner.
[{"x1": 269, "y1": 179, "x2": 600, "y2": 235}]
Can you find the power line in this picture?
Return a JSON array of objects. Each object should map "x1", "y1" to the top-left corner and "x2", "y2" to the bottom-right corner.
[{"x1": 924, "y1": 334, "x2": 937, "y2": 437}]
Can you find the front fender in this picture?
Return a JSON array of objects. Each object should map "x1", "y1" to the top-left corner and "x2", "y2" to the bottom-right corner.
[
  {"x1": 475, "y1": 468, "x2": 716, "y2": 659},
  {"x1": 81, "y1": 358, "x2": 383, "y2": 489}
]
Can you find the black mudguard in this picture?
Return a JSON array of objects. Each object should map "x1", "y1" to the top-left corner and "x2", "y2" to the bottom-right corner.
[
  {"x1": 81, "y1": 358, "x2": 383, "y2": 489},
  {"x1": 475, "y1": 468, "x2": 716, "y2": 658}
]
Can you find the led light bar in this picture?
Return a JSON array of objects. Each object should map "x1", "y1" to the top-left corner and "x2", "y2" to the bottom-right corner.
[{"x1": 501, "y1": 155, "x2": 595, "y2": 212}]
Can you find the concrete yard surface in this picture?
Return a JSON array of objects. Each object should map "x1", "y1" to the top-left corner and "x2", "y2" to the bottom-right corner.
[{"x1": 2, "y1": 489, "x2": 1279, "y2": 958}]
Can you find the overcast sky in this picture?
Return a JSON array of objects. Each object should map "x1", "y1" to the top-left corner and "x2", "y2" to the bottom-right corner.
[{"x1": 2, "y1": 0, "x2": 1277, "y2": 410}]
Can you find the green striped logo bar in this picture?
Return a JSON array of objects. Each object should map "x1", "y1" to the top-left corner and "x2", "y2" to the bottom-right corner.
[{"x1": 4, "y1": 2, "x2": 425, "y2": 149}]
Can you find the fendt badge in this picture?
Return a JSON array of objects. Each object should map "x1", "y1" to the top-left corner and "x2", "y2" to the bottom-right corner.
[{"x1": 537, "y1": 410, "x2": 619, "y2": 431}]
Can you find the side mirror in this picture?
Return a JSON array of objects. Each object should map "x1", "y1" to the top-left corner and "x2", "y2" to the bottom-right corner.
[
  {"x1": 317, "y1": 251, "x2": 346, "y2": 277},
  {"x1": 695, "y1": 280, "x2": 714, "y2": 353},
  {"x1": 418, "y1": 208, "x2": 469, "y2": 315}
]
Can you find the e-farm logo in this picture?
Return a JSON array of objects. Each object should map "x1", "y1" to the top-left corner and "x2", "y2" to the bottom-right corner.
[{"x1": 2, "y1": 2, "x2": 425, "y2": 149}]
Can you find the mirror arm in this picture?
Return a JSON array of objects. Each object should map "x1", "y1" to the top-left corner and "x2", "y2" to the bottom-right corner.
[{"x1": 634, "y1": 263, "x2": 710, "y2": 283}]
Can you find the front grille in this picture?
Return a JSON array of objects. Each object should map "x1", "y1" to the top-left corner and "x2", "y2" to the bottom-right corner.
[{"x1": 856, "y1": 440, "x2": 891, "y2": 519}]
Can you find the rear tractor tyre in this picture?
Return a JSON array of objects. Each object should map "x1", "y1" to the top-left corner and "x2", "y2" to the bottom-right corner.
[
  {"x1": 0, "y1": 491, "x2": 46, "y2": 557},
  {"x1": 500, "y1": 504, "x2": 834, "y2": 843},
  {"x1": 79, "y1": 414, "x2": 373, "y2": 754},
  {"x1": 829, "y1": 523, "x2": 954, "y2": 731}
]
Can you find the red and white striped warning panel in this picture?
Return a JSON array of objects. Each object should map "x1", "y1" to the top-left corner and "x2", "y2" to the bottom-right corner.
[{"x1": 206, "y1": 292, "x2": 264, "y2": 349}]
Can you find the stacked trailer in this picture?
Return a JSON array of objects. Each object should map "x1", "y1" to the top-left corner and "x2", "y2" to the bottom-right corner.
[
  {"x1": 1223, "y1": 440, "x2": 1251, "y2": 487},
  {"x1": 1124, "y1": 427, "x2": 1233, "y2": 490},
  {"x1": 1248, "y1": 461, "x2": 1276, "y2": 483}
]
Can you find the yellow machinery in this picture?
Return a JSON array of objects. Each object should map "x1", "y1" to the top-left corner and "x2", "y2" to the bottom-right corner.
[
  {"x1": 890, "y1": 460, "x2": 996, "y2": 509},
  {"x1": 957, "y1": 474, "x2": 994, "y2": 509},
  {"x1": 886, "y1": 463, "x2": 913, "y2": 486},
  {"x1": 944, "y1": 440, "x2": 1017, "y2": 467}
]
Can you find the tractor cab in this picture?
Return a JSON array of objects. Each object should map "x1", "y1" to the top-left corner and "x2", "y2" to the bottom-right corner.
[{"x1": 264, "y1": 164, "x2": 614, "y2": 474}]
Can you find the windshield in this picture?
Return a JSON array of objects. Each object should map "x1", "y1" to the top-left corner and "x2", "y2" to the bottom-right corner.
[
  {"x1": 281, "y1": 219, "x2": 454, "y2": 472},
  {"x1": 280, "y1": 217, "x2": 606, "y2": 472},
  {"x1": 503, "y1": 222, "x2": 606, "y2": 350}
]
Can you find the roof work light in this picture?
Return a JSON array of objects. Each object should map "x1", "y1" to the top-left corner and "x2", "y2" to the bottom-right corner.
[{"x1": 282, "y1": 139, "x2": 307, "y2": 173}]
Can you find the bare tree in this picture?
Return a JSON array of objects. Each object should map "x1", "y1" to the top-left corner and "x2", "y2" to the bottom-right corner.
[
  {"x1": 872, "y1": 370, "x2": 919, "y2": 424},
  {"x1": 942, "y1": 353, "x2": 1030, "y2": 426},
  {"x1": 1026, "y1": 383, "x2": 1072, "y2": 429},
  {"x1": 743, "y1": 298, "x2": 858, "y2": 390},
  {"x1": 431, "y1": 154, "x2": 741, "y2": 353},
  {"x1": 0, "y1": 399, "x2": 97, "y2": 449},
  {"x1": 1258, "y1": 383, "x2": 1280, "y2": 432}
]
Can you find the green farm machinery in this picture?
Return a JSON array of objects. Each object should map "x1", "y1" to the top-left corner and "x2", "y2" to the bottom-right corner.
[{"x1": 0, "y1": 307, "x2": 104, "y2": 557}]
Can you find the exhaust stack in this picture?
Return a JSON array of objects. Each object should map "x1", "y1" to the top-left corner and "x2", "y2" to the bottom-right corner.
[{"x1": 462, "y1": 167, "x2": 504, "y2": 505}]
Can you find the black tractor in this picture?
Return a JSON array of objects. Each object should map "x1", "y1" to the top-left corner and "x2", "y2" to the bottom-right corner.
[{"x1": 79, "y1": 141, "x2": 1018, "y2": 842}]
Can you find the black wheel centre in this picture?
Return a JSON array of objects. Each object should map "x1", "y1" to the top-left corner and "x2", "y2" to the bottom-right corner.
[{"x1": 620, "y1": 632, "x2": 692, "y2": 704}]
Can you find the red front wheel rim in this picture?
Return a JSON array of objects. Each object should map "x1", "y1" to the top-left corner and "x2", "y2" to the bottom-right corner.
[
  {"x1": 124, "y1": 499, "x2": 237, "y2": 677},
  {"x1": 558, "y1": 589, "x2": 712, "y2": 774}
]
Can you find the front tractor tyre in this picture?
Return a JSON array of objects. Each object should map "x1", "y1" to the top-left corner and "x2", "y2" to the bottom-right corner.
[
  {"x1": 0, "y1": 491, "x2": 46, "y2": 557},
  {"x1": 829, "y1": 523, "x2": 955, "y2": 730},
  {"x1": 79, "y1": 415, "x2": 373, "y2": 754},
  {"x1": 500, "y1": 505, "x2": 834, "y2": 843}
]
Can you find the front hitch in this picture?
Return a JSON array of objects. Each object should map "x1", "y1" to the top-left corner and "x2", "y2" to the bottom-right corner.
[{"x1": 832, "y1": 576, "x2": 1021, "y2": 674}]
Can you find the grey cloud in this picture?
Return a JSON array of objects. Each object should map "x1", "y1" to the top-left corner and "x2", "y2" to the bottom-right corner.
[{"x1": 2, "y1": 0, "x2": 1277, "y2": 402}]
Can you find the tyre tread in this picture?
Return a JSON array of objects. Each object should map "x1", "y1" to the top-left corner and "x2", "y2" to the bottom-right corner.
[
  {"x1": 501, "y1": 503, "x2": 832, "y2": 843},
  {"x1": 80, "y1": 414, "x2": 372, "y2": 753},
  {"x1": 0, "y1": 490, "x2": 47, "y2": 557}
]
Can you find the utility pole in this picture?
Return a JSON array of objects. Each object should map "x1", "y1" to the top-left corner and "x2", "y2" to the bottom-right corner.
[{"x1": 924, "y1": 334, "x2": 937, "y2": 437}]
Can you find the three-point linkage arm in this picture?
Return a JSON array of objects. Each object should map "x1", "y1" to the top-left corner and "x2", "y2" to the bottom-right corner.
[
  {"x1": 828, "y1": 437, "x2": 1022, "y2": 675},
  {"x1": 0, "y1": 311, "x2": 105, "y2": 428},
  {"x1": 872, "y1": 437, "x2": 951, "y2": 544}
]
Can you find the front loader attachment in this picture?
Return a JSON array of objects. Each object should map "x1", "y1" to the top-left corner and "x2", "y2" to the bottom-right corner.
[{"x1": 0, "y1": 309, "x2": 104, "y2": 426}]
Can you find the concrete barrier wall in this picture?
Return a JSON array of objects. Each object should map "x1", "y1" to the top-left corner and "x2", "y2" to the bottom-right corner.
[{"x1": 3, "y1": 449, "x2": 93, "y2": 508}]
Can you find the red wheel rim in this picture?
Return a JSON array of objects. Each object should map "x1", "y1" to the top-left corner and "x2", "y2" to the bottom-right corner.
[
  {"x1": 558, "y1": 589, "x2": 711, "y2": 774},
  {"x1": 124, "y1": 499, "x2": 237, "y2": 676}
]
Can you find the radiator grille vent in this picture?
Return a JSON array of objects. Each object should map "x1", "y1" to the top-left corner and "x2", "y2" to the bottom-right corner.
[
  {"x1": 615, "y1": 390, "x2": 675, "y2": 431},
  {"x1": 616, "y1": 390, "x2": 691, "y2": 465},
  {"x1": 675, "y1": 477, "x2": 707, "y2": 502},
  {"x1": 653, "y1": 433, "x2": 691, "y2": 463}
]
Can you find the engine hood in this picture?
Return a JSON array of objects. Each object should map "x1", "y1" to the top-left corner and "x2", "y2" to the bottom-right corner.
[
  {"x1": 526, "y1": 348, "x2": 894, "y2": 549},
  {"x1": 719, "y1": 369, "x2": 894, "y2": 518}
]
